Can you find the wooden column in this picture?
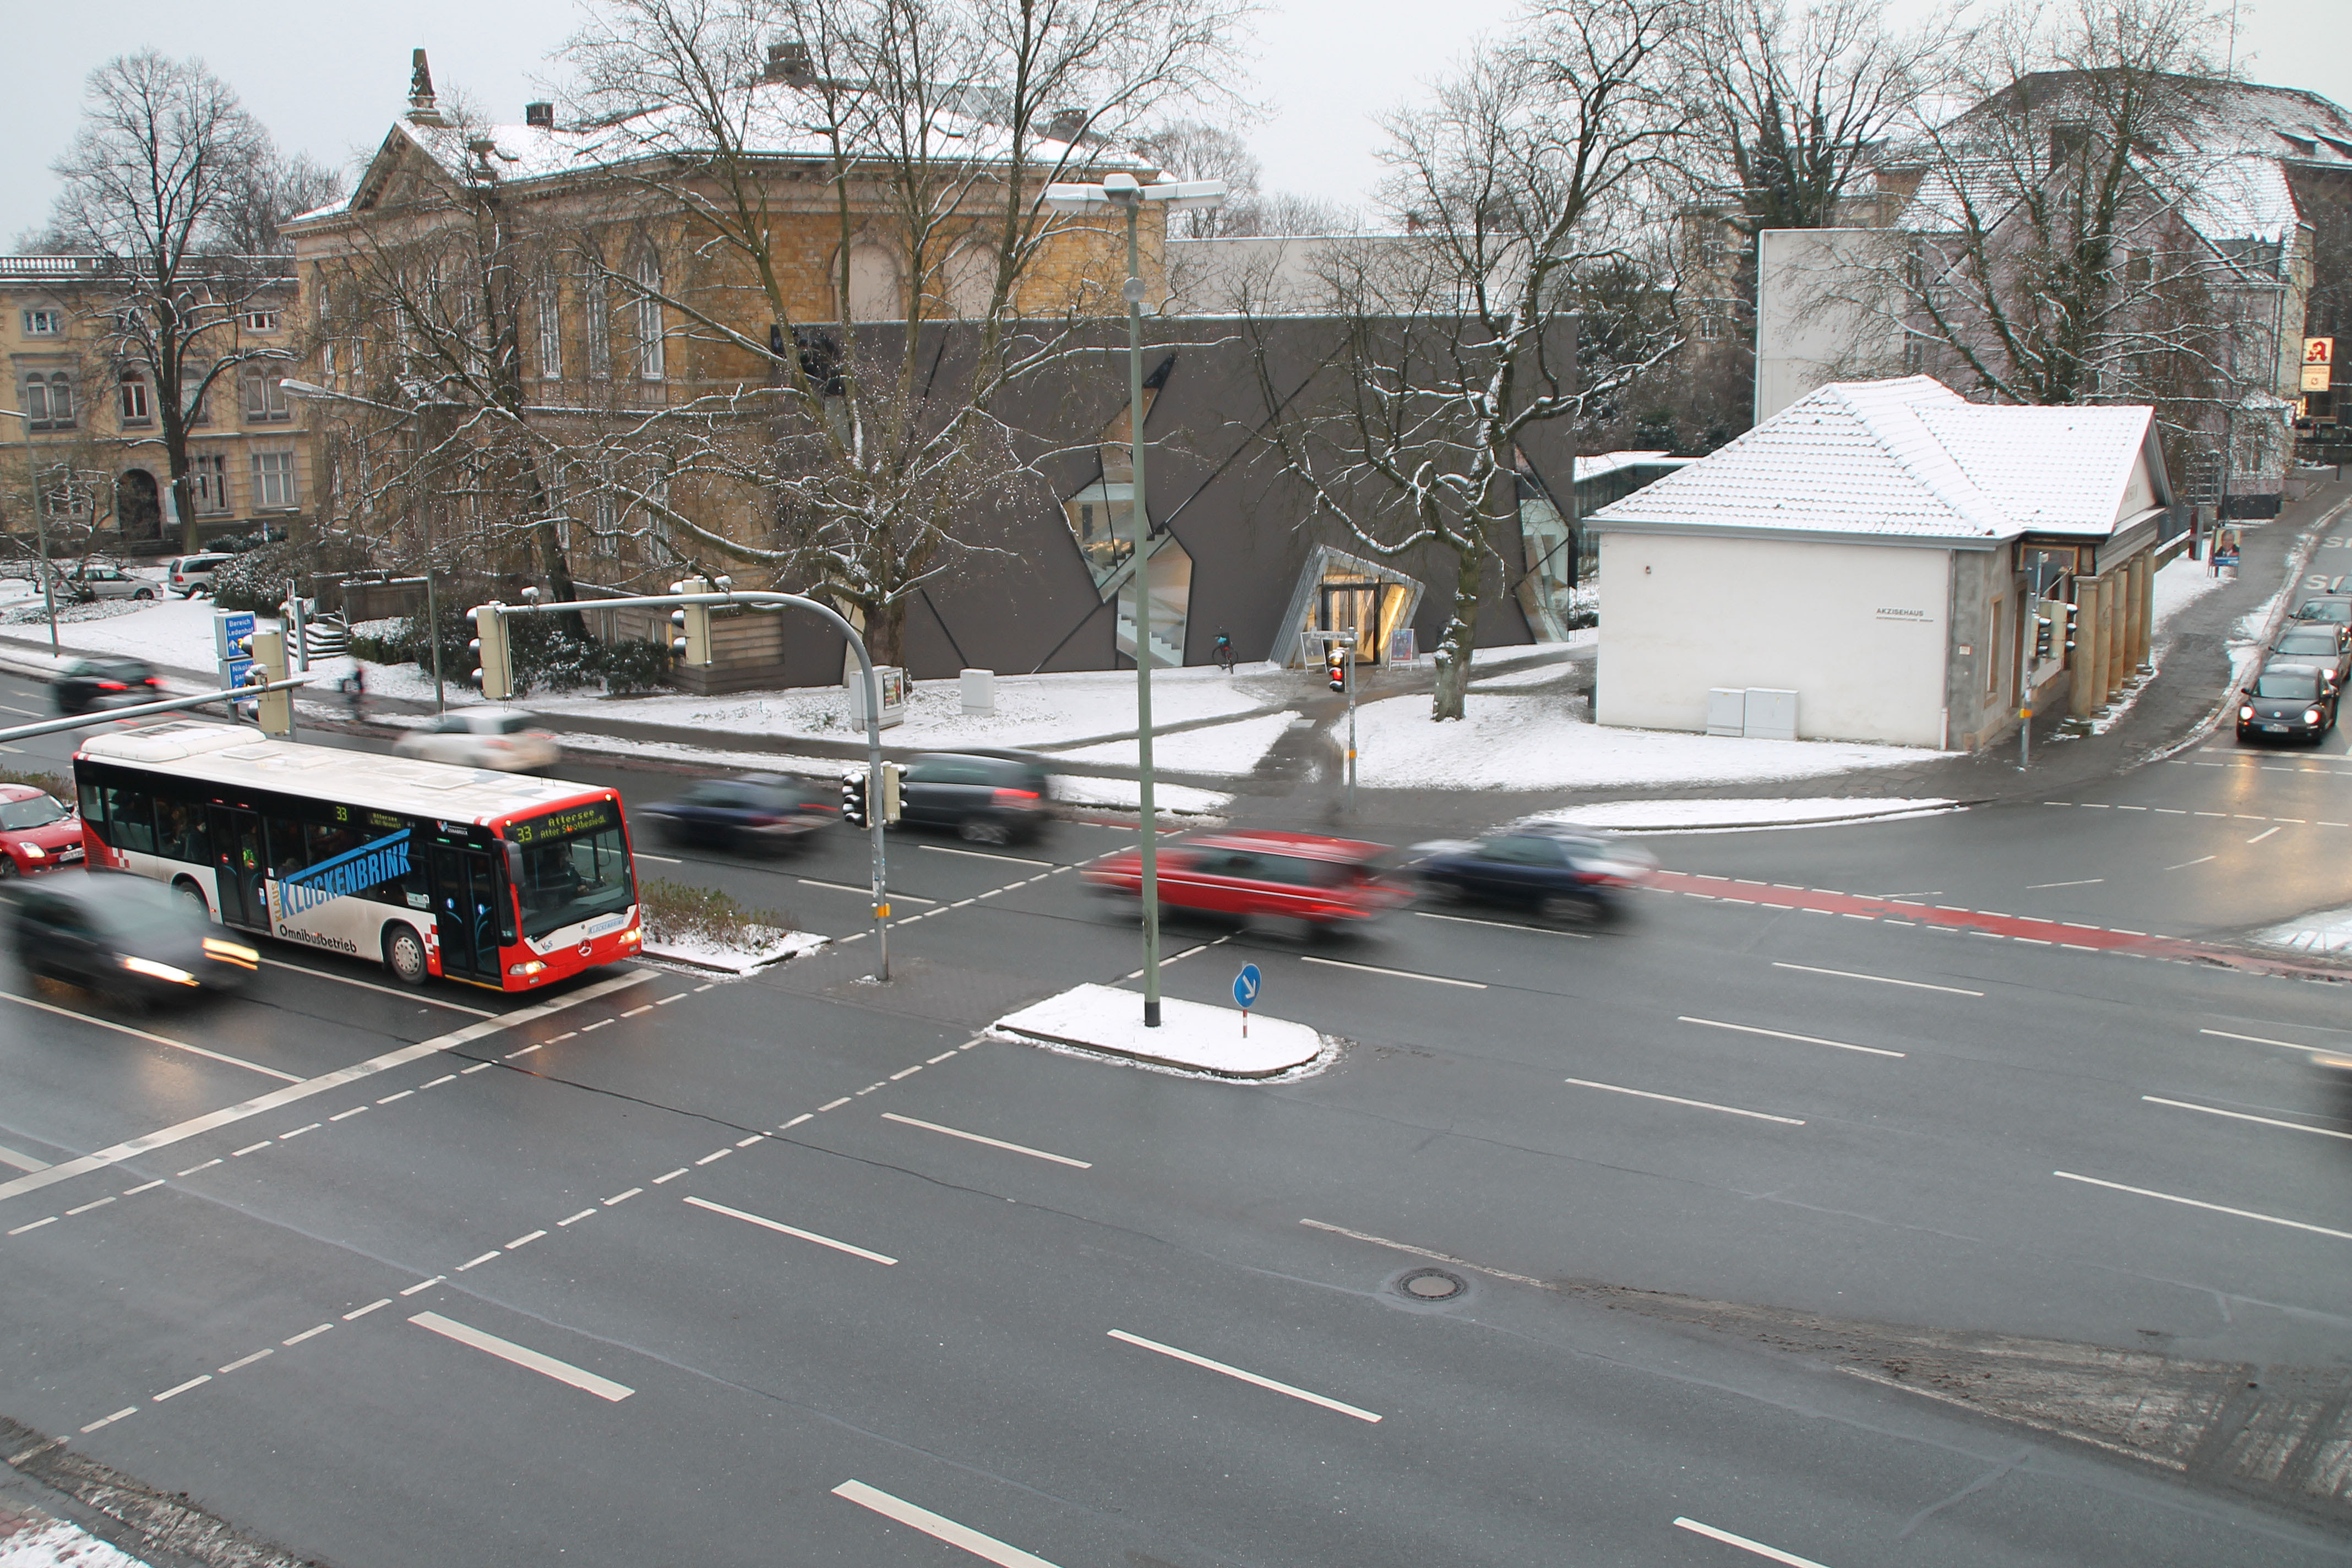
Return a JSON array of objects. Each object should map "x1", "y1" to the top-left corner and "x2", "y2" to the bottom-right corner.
[{"x1": 2070, "y1": 583, "x2": 2097, "y2": 717}]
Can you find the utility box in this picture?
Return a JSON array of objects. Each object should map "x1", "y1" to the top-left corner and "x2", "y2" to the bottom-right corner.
[
  {"x1": 960, "y1": 668, "x2": 995, "y2": 716},
  {"x1": 846, "y1": 665, "x2": 907, "y2": 730},
  {"x1": 1744, "y1": 688, "x2": 1798, "y2": 741},
  {"x1": 1705, "y1": 688, "x2": 1745, "y2": 736}
]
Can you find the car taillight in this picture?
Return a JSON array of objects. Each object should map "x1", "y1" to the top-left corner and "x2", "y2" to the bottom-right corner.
[
  {"x1": 95, "y1": 680, "x2": 129, "y2": 692},
  {"x1": 993, "y1": 788, "x2": 1039, "y2": 807}
]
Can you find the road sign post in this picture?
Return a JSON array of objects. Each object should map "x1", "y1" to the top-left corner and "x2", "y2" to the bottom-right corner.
[{"x1": 1233, "y1": 963, "x2": 1262, "y2": 1038}]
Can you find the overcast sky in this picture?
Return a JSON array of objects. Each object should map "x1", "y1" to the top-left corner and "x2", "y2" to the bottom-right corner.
[{"x1": 4, "y1": 0, "x2": 2345, "y2": 244}]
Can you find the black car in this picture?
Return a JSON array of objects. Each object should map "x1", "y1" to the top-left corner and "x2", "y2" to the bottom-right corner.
[
  {"x1": 895, "y1": 752, "x2": 1052, "y2": 845},
  {"x1": 639, "y1": 772, "x2": 836, "y2": 853},
  {"x1": 13, "y1": 872, "x2": 257, "y2": 1007},
  {"x1": 2269, "y1": 623, "x2": 2352, "y2": 692},
  {"x1": 2237, "y1": 663, "x2": 2338, "y2": 744},
  {"x1": 53, "y1": 657, "x2": 161, "y2": 716},
  {"x1": 1408, "y1": 823, "x2": 1659, "y2": 923}
]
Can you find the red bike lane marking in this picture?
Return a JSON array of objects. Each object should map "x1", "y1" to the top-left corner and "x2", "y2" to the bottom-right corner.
[{"x1": 1645, "y1": 870, "x2": 2202, "y2": 959}]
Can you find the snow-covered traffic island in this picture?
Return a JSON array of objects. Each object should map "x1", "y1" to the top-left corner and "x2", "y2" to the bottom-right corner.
[{"x1": 994, "y1": 983, "x2": 1324, "y2": 1078}]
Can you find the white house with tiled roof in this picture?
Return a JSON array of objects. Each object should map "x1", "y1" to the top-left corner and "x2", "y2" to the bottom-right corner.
[{"x1": 1588, "y1": 377, "x2": 2175, "y2": 750}]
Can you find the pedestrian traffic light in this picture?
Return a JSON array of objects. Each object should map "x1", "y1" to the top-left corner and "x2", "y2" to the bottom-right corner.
[
  {"x1": 841, "y1": 770, "x2": 869, "y2": 827},
  {"x1": 878, "y1": 761, "x2": 903, "y2": 825},
  {"x1": 669, "y1": 603, "x2": 713, "y2": 666},
  {"x1": 247, "y1": 629, "x2": 291, "y2": 737},
  {"x1": 468, "y1": 603, "x2": 514, "y2": 700},
  {"x1": 1326, "y1": 647, "x2": 1347, "y2": 693}
]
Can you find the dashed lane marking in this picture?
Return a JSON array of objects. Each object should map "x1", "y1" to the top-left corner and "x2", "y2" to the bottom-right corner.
[
  {"x1": 1107, "y1": 1329, "x2": 1381, "y2": 1423},
  {"x1": 683, "y1": 1195, "x2": 898, "y2": 1265},
  {"x1": 879, "y1": 1112, "x2": 1091, "y2": 1169},
  {"x1": 831, "y1": 1480, "x2": 1062, "y2": 1568},
  {"x1": 1672, "y1": 1518, "x2": 1831, "y2": 1568},
  {"x1": 281, "y1": 1324, "x2": 331, "y2": 1346},
  {"x1": 216, "y1": 1350, "x2": 271, "y2": 1374},
  {"x1": 919, "y1": 844, "x2": 1054, "y2": 867},
  {"x1": 1768, "y1": 961, "x2": 1983, "y2": 997},
  {"x1": 409, "y1": 1311, "x2": 634, "y2": 1402},
  {"x1": 1298, "y1": 955, "x2": 1486, "y2": 988},
  {"x1": 1678, "y1": 1016, "x2": 1905, "y2": 1059},
  {"x1": 1415, "y1": 910, "x2": 1592, "y2": 939}
]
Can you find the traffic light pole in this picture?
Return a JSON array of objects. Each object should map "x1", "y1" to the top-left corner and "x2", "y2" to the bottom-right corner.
[
  {"x1": 472, "y1": 589, "x2": 895, "y2": 981},
  {"x1": 0, "y1": 677, "x2": 316, "y2": 747}
]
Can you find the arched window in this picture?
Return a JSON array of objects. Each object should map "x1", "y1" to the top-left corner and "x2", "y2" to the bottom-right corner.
[
  {"x1": 581, "y1": 252, "x2": 611, "y2": 379},
  {"x1": 842, "y1": 243, "x2": 903, "y2": 322},
  {"x1": 633, "y1": 249, "x2": 665, "y2": 382},
  {"x1": 24, "y1": 372, "x2": 73, "y2": 430},
  {"x1": 535, "y1": 269, "x2": 562, "y2": 380},
  {"x1": 944, "y1": 243, "x2": 994, "y2": 319}
]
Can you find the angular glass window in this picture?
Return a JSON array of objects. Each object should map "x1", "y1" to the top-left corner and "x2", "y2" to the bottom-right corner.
[{"x1": 1115, "y1": 535, "x2": 1190, "y2": 669}]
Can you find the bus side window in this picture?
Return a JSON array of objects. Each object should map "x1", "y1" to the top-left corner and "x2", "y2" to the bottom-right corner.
[
  {"x1": 77, "y1": 780, "x2": 105, "y2": 837},
  {"x1": 101, "y1": 786, "x2": 156, "y2": 855},
  {"x1": 266, "y1": 816, "x2": 312, "y2": 877},
  {"x1": 155, "y1": 799, "x2": 209, "y2": 864}
]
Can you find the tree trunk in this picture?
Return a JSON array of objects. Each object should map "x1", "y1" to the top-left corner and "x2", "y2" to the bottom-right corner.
[
  {"x1": 867, "y1": 597, "x2": 907, "y2": 673},
  {"x1": 1430, "y1": 533, "x2": 1483, "y2": 721}
]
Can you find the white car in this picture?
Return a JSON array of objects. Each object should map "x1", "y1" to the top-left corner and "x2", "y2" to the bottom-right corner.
[{"x1": 392, "y1": 709, "x2": 562, "y2": 773}]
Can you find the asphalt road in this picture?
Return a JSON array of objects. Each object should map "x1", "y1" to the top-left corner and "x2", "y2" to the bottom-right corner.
[{"x1": 0, "y1": 669, "x2": 2348, "y2": 1566}]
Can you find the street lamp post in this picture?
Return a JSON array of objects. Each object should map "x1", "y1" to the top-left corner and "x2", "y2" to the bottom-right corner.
[{"x1": 1043, "y1": 172, "x2": 1224, "y2": 1028}]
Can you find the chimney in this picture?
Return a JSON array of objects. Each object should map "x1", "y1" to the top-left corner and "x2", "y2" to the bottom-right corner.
[
  {"x1": 406, "y1": 47, "x2": 447, "y2": 128},
  {"x1": 525, "y1": 102, "x2": 555, "y2": 129},
  {"x1": 765, "y1": 40, "x2": 815, "y2": 86},
  {"x1": 1046, "y1": 107, "x2": 1088, "y2": 143}
]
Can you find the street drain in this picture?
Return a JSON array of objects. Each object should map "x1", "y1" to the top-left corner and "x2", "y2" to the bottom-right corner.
[{"x1": 1398, "y1": 1268, "x2": 1465, "y2": 1301}]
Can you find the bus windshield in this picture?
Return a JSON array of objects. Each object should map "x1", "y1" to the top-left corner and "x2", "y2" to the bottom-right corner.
[{"x1": 507, "y1": 799, "x2": 636, "y2": 941}]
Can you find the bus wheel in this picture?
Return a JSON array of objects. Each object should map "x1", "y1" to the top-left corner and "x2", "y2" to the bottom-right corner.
[
  {"x1": 383, "y1": 925, "x2": 430, "y2": 987},
  {"x1": 171, "y1": 877, "x2": 207, "y2": 914}
]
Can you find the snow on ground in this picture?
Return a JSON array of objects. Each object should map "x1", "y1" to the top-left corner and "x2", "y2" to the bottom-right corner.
[
  {"x1": 2251, "y1": 904, "x2": 2352, "y2": 955},
  {"x1": 1050, "y1": 775, "x2": 1231, "y2": 815},
  {"x1": 540, "y1": 731, "x2": 855, "y2": 780},
  {"x1": 643, "y1": 928, "x2": 828, "y2": 975},
  {"x1": 994, "y1": 981, "x2": 1322, "y2": 1077},
  {"x1": 0, "y1": 592, "x2": 222, "y2": 669},
  {"x1": 1527, "y1": 797, "x2": 1959, "y2": 831},
  {"x1": 0, "y1": 1510, "x2": 153, "y2": 1567},
  {"x1": 2150, "y1": 552, "x2": 2228, "y2": 636},
  {"x1": 1052, "y1": 711, "x2": 1300, "y2": 776},
  {"x1": 1350, "y1": 689, "x2": 1943, "y2": 791}
]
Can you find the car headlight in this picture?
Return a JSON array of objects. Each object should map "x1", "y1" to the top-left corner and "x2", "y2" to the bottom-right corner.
[
  {"x1": 202, "y1": 937, "x2": 258, "y2": 967},
  {"x1": 18, "y1": 843, "x2": 42, "y2": 858},
  {"x1": 2240, "y1": 705, "x2": 2255, "y2": 720},
  {"x1": 2307, "y1": 708, "x2": 2324, "y2": 725},
  {"x1": 121, "y1": 955, "x2": 198, "y2": 985}
]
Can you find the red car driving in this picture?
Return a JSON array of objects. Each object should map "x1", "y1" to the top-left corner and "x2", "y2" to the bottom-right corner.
[
  {"x1": 0, "y1": 785, "x2": 85, "y2": 878},
  {"x1": 1084, "y1": 829, "x2": 1413, "y2": 930}
]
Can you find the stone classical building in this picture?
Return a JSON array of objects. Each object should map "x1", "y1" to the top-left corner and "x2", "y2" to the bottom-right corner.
[{"x1": 0, "y1": 254, "x2": 308, "y2": 556}]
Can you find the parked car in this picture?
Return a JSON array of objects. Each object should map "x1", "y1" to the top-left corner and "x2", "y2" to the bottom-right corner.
[
  {"x1": 52, "y1": 657, "x2": 161, "y2": 716},
  {"x1": 167, "y1": 553, "x2": 233, "y2": 597},
  {"x1": 1082, "y1": 828, "x2": 1413, "y2": 932},
  {"x1": 62, "y1": 562, "x2": 157, "y2": 602},
  {"x1": 12, "y1": 871, "x2": 256, "y2": 1007},
  {"x1": 0, "y1": 786, "x2": 85, "y2": 879},
  {"x1": 1407, "y1": 823, "x2": 1658, "y2": 923},
  {"x1": 2268, "y1": 623, "x2": 2352, "y2": 692},
  {"x1": 640, "y1": 772, "x2": 836, "y2": 854},
  {"x1": 894, "y1": 752, "x2": 1052, "y2": 845},
  {"x1": 2289, "y1": 595, "x2": 2352, "y2": 628},
  {"x1": 2236, "y1": 663, "x2": 2338, "y2": 744},
  {"x1": 391, "y1": 709, "x2": 562, "y2": 773}
]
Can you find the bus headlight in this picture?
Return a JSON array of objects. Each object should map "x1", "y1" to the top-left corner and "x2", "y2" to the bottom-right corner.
[
  {"x1": 508, "y1": 960, "x2": 548, "y2": 977},
  {"x1": 619, "y1": 928, "x2": 641, "y2": 947}
]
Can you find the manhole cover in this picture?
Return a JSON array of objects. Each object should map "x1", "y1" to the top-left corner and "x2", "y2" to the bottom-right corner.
[{"x1": 1399, "y1": 1267, "x2": 1464, "y2": 1300}]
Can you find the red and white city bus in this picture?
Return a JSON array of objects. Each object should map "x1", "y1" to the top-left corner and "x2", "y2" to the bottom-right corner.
[{"x1": 72, "y1": 721, "x2": 642, "y2": 990}]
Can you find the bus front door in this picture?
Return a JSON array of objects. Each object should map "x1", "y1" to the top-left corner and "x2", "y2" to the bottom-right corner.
[
  {"x1": 430, "y1": 846, "x2": 500, "y2": 982},
  {"x1": 208, "y1": 807, "x2": 268, "y2": 929}
]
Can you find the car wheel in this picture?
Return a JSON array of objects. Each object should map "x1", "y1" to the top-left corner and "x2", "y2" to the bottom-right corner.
[
  {"x1": 1539, "y1": 891, "x2": 1605, "y2": 925},
  {"x1": 0, "y1": 857, "x2": 17, "y2": 880},
  {"x1": 383, "y1": 924, "x2": 431, "y2": 987},
  {"x1": 960, "y1": 816, "x2": 1012, "y2": 846},
  {"x1": 134, "y1": 587, "x2": 155, "y2": 600}
]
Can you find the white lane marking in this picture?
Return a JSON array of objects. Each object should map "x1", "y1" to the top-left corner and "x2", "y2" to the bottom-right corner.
[
  {"x1": 819, "y1": 1097, "x2": 851, "y2": 1111},
  {"x1": 456, "y1": 1251, "x2": 500, "y2": 1271},
  {"x1": 65, "y1": 1197, "x2": 114, "y2": 1216},
  {"x1": 921, "y1": 843, "x2": 1054, "y2": 867},
  {"x1": 152, "y1": 1374, "x2": 211, "y2": 1402},
  {"x1": 736, "y1": 1134, "x2": 764, "y2": 1147},
  {"x1": 0, "y1": 972, "x2": 654, "y2": 1208},
  {"x1": 2053, "y1": 1170, "x2": 2352, "y2": 1240},
  {"x1": 0, "y1": 704, "x2": 34, "y2": 716},
  {"x1": 0, "y1": 1144, "x2": 48, "y2": 1174},
  {"x1": 654, "y1": 994, "x2": 686, "y2": 1005},
  {"x1": 1299, "y1": 1217, "x2": 1548, "y2": 1287},
  {"x1": 890, "y1": 1065, "x2": 923, "y2": 1080},
  {"x1": 831, "y1": 1480, "x2": 1061, "y2": 1568},
  {"x1": 880, "y1": 1112, "x2": 1091, "y2": 1168},
  {"x1": 1673, "y1": 1517, "x2": 1832, "y2": 1568},
  {"x1": 2200, "y1": 1027, "x2": 2340, "y2": 1053},
  {"x1": 329, "y1": 1107, "x2": 367, "y2": 1121},
  {"x1": 1677, "y1": 1016, "x2": 1905, "y2": 1059},
  {"x1": 503, "y1": 1044, "x2": 542, "y2": 1059},
  {"x1": 408, "y1": 1311, "x2": 634, "y2": 1401},
  {"x1": 257, "y1": 957, "x2": 497, "y2": 1016},
  {"x1": 1414, "y1": 910, "x2": 1591, "y2": 938},
  {"x1": 622, "y1": 1004, "x2": 653, "y2": 1018},
  {"x1": 342, "y1": 1298, "x2": 392, "y2": 1320},
  {"x1": 1770, "y1": 962, "x2": 1983, "y2": 997},
  {"x1": 604, "y1": 1187, "x2": 643, "y2": 1205},
  {"x1": 1299, "y1": 954, "x2": 1486, "y2": 988},
  {"x1": 2142, "y1": 1096, "x2": 2352, "y2": 1142},
  {"x1": 80, "y1": 1408, "x2": 136, "y2": 1434},
  {"x1": 377, "y1": 1090, "x2": 412, "y2": 1104},
  {"x1": 420, "y1": 1074, "x2": 456, "y2": 1088},
  {"x1": 781, "y1": 1113, "x2": 813, "y2": 1128},
  {"x1": 558, "y1": 1209, "x2": 597, "y2": 1226},
  {"x1": 632, "y1": 852, "x2": 682, "y2": 863},
  {"x1": 504, "y1": 1229, "x2": 546, "y2": 1249},
  {"x1": 1564, "y1": 1077, "x2": 1805, "y2": 1125},
  {"x1": 0, "y1": 992, "x2": 302, "y2": 1082},
  {"x1": 281, "y1": 1324, "x2": 331, "y2": 1346},
  {"x1": 217, "y1": 1349, "x2": 272, "y2": 1374},
  {"x1": 122, "y1": 1179, "x2": 164, "y2": 1195},
  {"x1": 2247, "y1": 825, "x2": 2283, "y2": 844},
  {"x1": 1107, "y1": 1329, "x2": 1381, "y2": 1423},
  {"x1": 652, "y1": 1168, "x2": 687, "y2": 1184},
  {"x1": 801, "y1": 877, "x2": 935, "y2": 903},
  {"x1": 7, "y1": 1216, "x2": 56, "y2": 1235},
  {"x1": 469, "y1": 1054, "x2": 503, "y2": 1065},
  {"x1": 2026, "y1": 878, "x2": 2103, "y2": 889},
  {"x1": 694, "y1": 1148, "x2": 731, "y2": 1166},
  {"x1": 398, "y1": 1277, "x2": 443, "y2": 1296},
  {"x1": 279, "y1": 1124, "x2": 322, "y2": 1140},
  {"x1": 177, "y1": 1159, "x2": 220, "y2": 1176},
  {"x1": 927, "y1": 1051, "x2": 957, "y2": 1064},
  {"x1": 682, "y1": 1195, "x2": 897, "y2": 1264},
  {"x1": 230, "y1": 1142, "x2": 270, "y2": 1157}
]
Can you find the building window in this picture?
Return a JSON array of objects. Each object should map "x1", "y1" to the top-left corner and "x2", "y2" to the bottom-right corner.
[
  {"x1": 251, "y1": 450, "x2": 297, "y2": 509},
  {"x1": 242, "y1": 371, "x2": 290, "y2": 422},
  {"x1": 38, "y1": 466, "x2": 92, "y2": 520},
  {"x1": 243, "y1": 310, "x2": 280, "y2": 333},
  {"x1": 21, "y1": 309, "x2": 61, "y2": 337},
  {"x1": 1696, "y1": 314, "x2": 1723, "y2": 341},
  {"x1": 190, "y1": 454, "x2": 230, "y2": 514},
  {"x1": 119, "y1": 375, "x2": 150, "y2": 424},
  {"x1": 634, "y1": 251, "x2": 665, "y2": 381},
  {"x1": 583, "y1": 258, "x2": 611, "y2": 379},
  {"x1": 23, "y1": 372, "x2": 73, "y2": 429},
  {"x1": 535, "y1": 274, "x2": 562, "y2": 380},
  {"x1": 1986, "y1": 601, "x2": 2002, "y2": 695}
]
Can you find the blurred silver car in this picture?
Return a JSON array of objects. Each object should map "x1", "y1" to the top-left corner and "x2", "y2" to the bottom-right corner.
[{"x1": 391, "y1": 708, "x2": 561, "y2": 773}]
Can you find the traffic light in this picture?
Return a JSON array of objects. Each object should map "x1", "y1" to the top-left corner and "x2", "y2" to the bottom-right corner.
[
  {"x1": 1326, "y1": 647, "x2": 1347, "y2": 693},
  {"x1": 878, "y1": 761, "x2": 903, "y2": 825},
  {"x1": 247, "y1": 629, "x2": 291, "y2": 737},
  {"x1": 669, "y1": 603, "x2": 713, "y2": 666},
  {"x1": 468, "y1": 603, "x2": 514, "y2": 700},
  {"x1": 841, "y1": 770, "x2": 869, "y2": 827},
  {"x1": 2061, "y1": 600, "x2": 2081, "y2": 652}
]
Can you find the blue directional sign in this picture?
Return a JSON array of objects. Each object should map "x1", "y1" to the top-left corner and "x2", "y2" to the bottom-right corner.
[
  {"x1": 1233, "y1": 963, "x2": 1262, "y2": 1010},
  {"x1": 214, "y1": 610, "x2": 255, "y2": 662}
]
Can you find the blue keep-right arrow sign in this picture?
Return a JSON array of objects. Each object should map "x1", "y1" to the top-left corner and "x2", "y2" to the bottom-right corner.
[{"x1": 1232, "y1": 963, "x2": 1261, "y2": 1009}]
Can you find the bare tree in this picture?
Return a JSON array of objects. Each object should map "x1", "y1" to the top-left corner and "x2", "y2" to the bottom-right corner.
[
  {"x1": 560, "y1": 0, "x2": 1250, "y2": 669},
  {"x1": 42, "y1": 51, "x2": 322, "y2": 553},
  {"x1": 1137, "y1": 120, "x2": 1262, "y2": 238},
  {"x1": 215, "y1": 150, "x2": 346, "y2": 257},
  {"x1": 1254, "y1": 0, "x2": 1687, "y2": 720}
]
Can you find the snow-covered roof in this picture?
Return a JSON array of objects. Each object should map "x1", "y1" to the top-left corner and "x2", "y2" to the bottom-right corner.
[
  {"x1": 1574, "y1": 450, "x2": 1690, "y2": 482},
  {"x1": 1586, "y1": 375, "x2": 2161, "y2": 546}
]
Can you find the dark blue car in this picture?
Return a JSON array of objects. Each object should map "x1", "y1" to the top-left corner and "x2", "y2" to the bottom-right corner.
[
  {"x1": 1408, "y1": 823, "x2": 1656, "y2": 924},
  {"x1": 640, "y1": 772, "x2": 836, "y2": 854}
]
